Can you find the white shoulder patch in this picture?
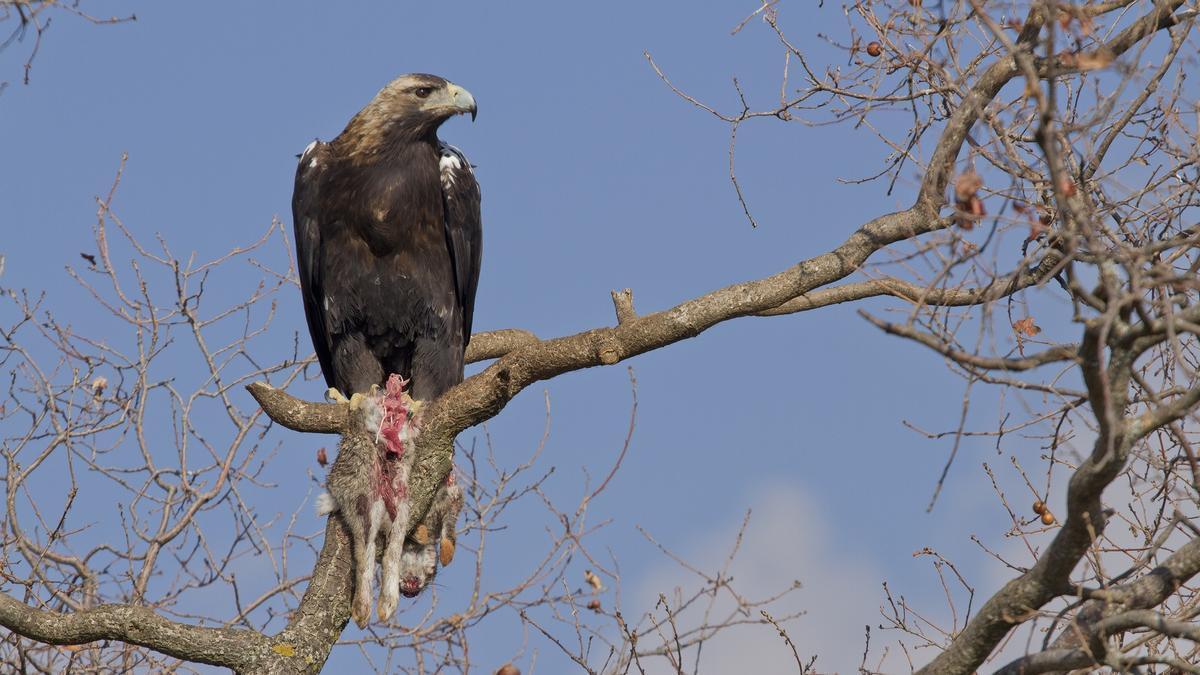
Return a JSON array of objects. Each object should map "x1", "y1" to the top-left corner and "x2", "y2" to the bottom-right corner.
[
  {"x1": 437, "y1": 142, "x2": 472, "y2": 193},
  {"x1": 302, "y1": 140, "x2": 320, "y2": 169}
]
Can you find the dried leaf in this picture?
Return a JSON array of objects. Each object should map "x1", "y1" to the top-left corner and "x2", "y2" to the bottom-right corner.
[
  {"x1": 316, "y1": 447, "x2": 328, "y2": 467},
  {"x1": 954, "y1": 171, "x2": 982, "y2": 201},
  {"x1": 955, "y1": 195, "x2": 985, "y2": 229},
  {"x1": 1013, "y1": 317, "x2": 1041, "y2": 337},
  {"x1": 1027, "y1": 218, "x2": 1047, "y2": 243},
  {"x1": 1022, "y1": 204, "x2": 1051, "y2": 242}
]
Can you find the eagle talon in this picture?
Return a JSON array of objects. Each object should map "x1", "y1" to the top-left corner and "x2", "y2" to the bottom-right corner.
[{"x1": 326, "y1": 387, "x2": 350, "y2": 405}]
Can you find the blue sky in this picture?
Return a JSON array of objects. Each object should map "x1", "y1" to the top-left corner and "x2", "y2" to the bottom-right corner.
[{"x1": 0, "y1": 2, "x2": 1073, "y2": 672}]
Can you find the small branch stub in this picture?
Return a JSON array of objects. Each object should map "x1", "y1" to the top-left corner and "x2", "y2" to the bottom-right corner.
[{"x1": 611, "y1": 288, "x2": 637, "y2": 325}]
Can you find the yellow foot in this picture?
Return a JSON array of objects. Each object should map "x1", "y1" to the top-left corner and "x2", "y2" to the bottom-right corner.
[
  {"x1": 325, "y1": 387, "x2": 350, "y2": 404},
  {"x1": 348, "y1": 392, "x2": 368, "y2": 411}
]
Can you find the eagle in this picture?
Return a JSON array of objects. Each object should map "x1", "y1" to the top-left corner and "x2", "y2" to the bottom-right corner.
[{"x1": 292, "y1": 73, "x2": 482, "y2": 402}]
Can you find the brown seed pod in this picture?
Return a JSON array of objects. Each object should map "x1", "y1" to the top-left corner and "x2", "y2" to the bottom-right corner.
[
  {"x1": 1032, "y1": 500, "x2": 1046, "y2": 514},
  {"x1": 866, "y1": 42, "x2": 883, "y2": 58},
  {"x1": 495, "y1": 665, "x2": 520, "y2": 675},
  {"x1": 587, "y1": 599, "x2": 602, "y2": 612},
  {"x1": 1041, "y1": 511, "x2": 1055, "y2": 525}
]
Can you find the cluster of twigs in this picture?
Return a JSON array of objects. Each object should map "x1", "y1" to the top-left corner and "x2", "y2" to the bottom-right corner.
[
  {"x1": 0, "y1": 1, "x2": 133, "y2": 89},
  {"x1": 677, "y1": 0, "x2": 1200, "y2": 671}
]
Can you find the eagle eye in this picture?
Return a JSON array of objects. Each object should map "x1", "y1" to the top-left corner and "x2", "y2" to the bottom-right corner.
[{"x1": 414, "y1": 87, "x2": 434, "y2": 99}]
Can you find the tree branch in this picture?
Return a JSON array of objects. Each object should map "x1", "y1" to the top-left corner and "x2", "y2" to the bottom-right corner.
[
  {"x1": 465, "y1": 328, "x2": 540, "y2": 363},
  {"x1": 0, "y1": 591, "x2": 265, "y2": 670},
  {"x1": 758, "y1": 248, "x2": 1064, "y2": 316},
  {"x1": 860, "y1": 311, "x2": 1080, "y2": 371},
  {"x1": 248, "y1": 382, "x2": 347, "y2": 434}
]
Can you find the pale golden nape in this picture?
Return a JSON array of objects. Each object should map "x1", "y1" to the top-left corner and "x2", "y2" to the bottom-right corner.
[{"x1": 339, "y1": 74, "x2": 477, "y2": 154}]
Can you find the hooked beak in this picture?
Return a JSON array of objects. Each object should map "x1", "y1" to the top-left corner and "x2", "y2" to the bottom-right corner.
[{"x1": 445, "y1": 82, "x2": 477, "y2": 122}]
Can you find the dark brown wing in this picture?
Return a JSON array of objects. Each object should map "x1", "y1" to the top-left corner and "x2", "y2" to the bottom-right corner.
[
  {"x1": 291, "y1": 140, "x2": 337, "y2": 388},
  {"x1": 438, "y1": 142, "x2": 483, "y2": 348}
]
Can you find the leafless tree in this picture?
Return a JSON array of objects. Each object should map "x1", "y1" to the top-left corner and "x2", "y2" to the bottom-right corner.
[{"x1": 3, "y1": 0, "x2": 1200, "y2": 672}]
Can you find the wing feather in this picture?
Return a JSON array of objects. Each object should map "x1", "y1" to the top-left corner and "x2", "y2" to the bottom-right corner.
[
  {"x1": 292, "y1": 141, "x2": 337, "y2": 387},
  {"x1": 438, "y1": 142, "x2": 483, "y2": 348}
]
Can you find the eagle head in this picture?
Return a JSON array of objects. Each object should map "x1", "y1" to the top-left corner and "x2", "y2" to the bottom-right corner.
[
  {"x1": 340, "y1": 74, "x2": 476, "y2": 152},
  {"x1": 365, "y1": 73, "x2": 477, "y2": 127}
]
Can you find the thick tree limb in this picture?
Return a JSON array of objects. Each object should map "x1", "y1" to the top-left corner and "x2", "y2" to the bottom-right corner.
[
  {"x1": 995, "y1": 648, "x2": 1096, "y2": 675},
  {"x1": 995, "y1": 608, "x2": 1200, "y2": 674},
  {"x1": 465, "y1": 328, "x2": 540, "y2": 363},
  {"x1": 0, "y1": 592, "x2": 265, "y2": 670},
  {"x1": 252, "y1": 518, "x2": 355, "y2": 674},
  {"x1": 993, "y1": 535, "x2": 1200, "y2": 674},
  {"x1": 0, "y1": 514, "x2": 356, "y2": 674},
  {"x1": 248, "y1": 382, "x2": 347, "y2": 434},
  {"x1": 417, "y1": 207, "x2": 944, "y2": 446}
]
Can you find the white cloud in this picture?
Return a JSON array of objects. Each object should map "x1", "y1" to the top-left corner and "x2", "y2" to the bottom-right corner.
[{"x1": 628, "y1": 483, "x2": 898, "y2": 674}]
